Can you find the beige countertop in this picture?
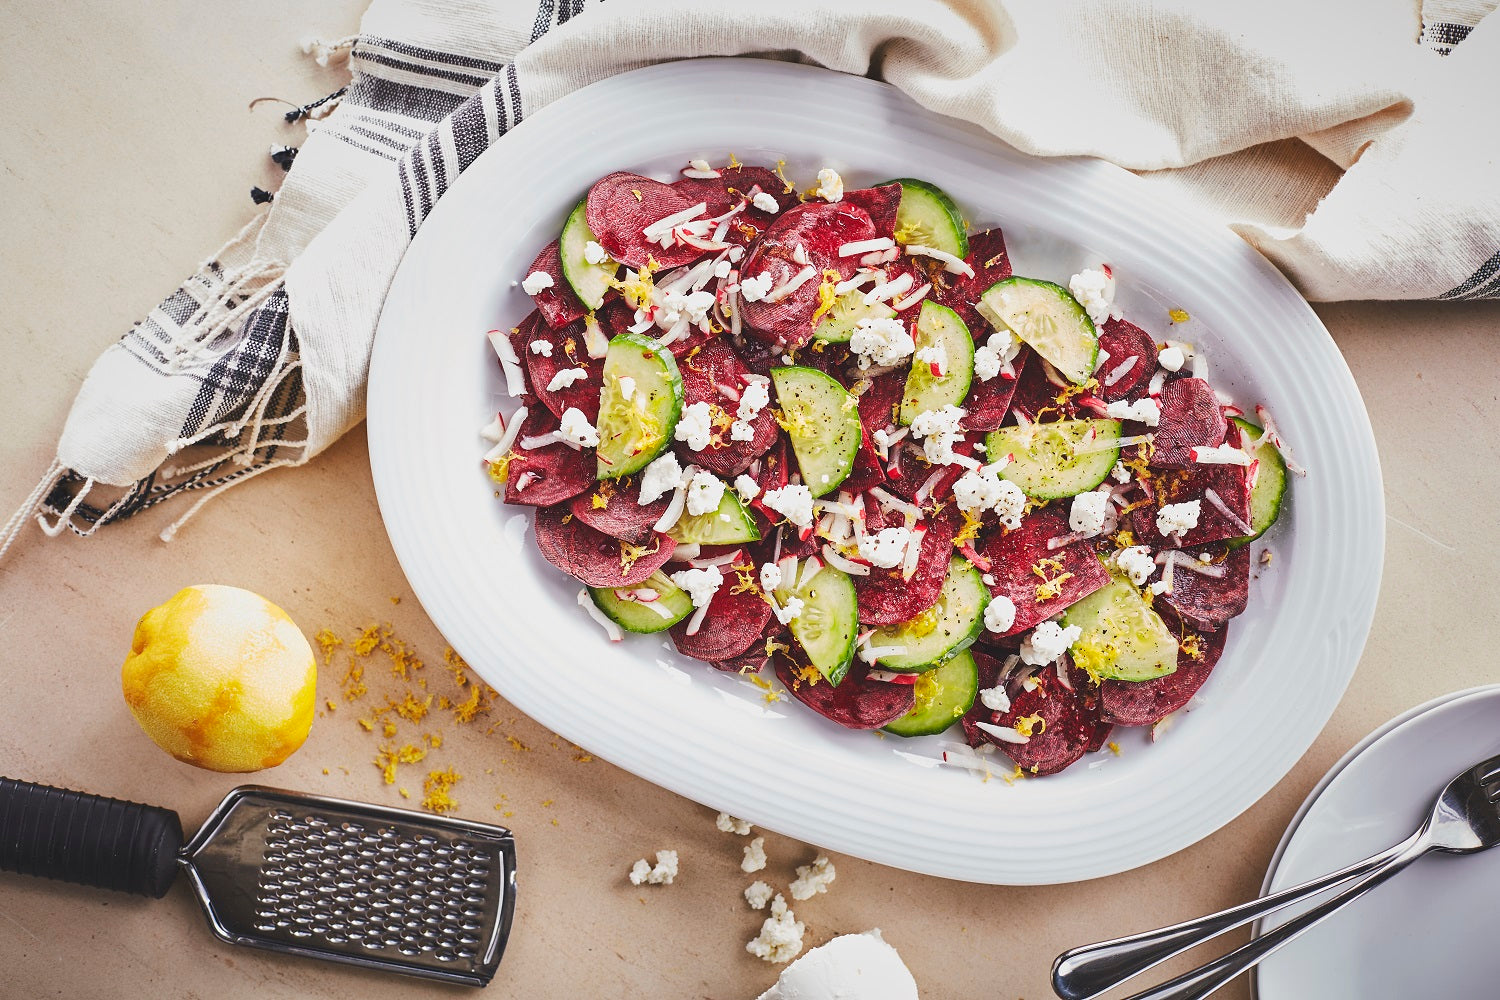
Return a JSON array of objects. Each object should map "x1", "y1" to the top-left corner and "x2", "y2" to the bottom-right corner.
[{"x1": 3, "y1": 2, "x2": 1498, "y2": 997}]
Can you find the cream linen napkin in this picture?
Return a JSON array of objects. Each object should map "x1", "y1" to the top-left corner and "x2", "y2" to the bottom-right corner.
[{"x1": 3, "y1": 0, "x2": 1495, "y2": 560}]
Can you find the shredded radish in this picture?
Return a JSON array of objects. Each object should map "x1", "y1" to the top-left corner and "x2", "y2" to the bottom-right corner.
[
  {"x1": 1148, "y1": 371, "x2": 1166, "y2": 396},
  {"x1": 868, "y1": 487, "x2": 922, "y2": 523},
  {"x1": 1191, "y1": 444, "x2": 1252, "y2": 466},
  {"x1": 513, "y1": 471, "x2": 538, "y2": 492},
  {"x1": 683, "y1": 601, "x2": 712, "y2": 635},
  {"x1": 939, "y1": 747, "x2": 996, "y2": 773},
  {"x1": 653, "y1": 481, "x2": 689, "y2": 532},
  {"x1": 860, "y1": 247, "x2": 901, "y2": 266},
  {"x1": 667, "y1": 543, "x2": 701, "y2": 563},
  {"x1": 974, "y1": 720, "x2": 1030, "y2": 744},
  {"x1": 858, "y1": 645, "x2": 908, "y2": 664},
  {"x1": 1203, "y1": 488, "x2": 1254, "y2": 535},
  {"x1": 717, "y1": 383, "x2": 742, "y2": 403},
  {"x1": 838, "y1": 237, "x2": 895, "y2": 257},
  {"x1": 914, "y1": 467, "x2": 947, "y2": 505},
  {"x1": 958, "y1": 543, "x2": 991, "y2": 572},
  {"x1": 690, "y1": 548, "x2": 744, "y2": 568},
  {"x1": 904, "y1": 244, "x2": 975, "y2": 276},
  {"x1": 867, "y1": 669, "x2": 921, "y2": 684},
  {"x1": 864, "y1": 271, "x2": 914, "y2": 305},
  {"x1": 1157, "y1": 550, "x2": 1227, "y2": 578},
  {"x1": 771, "y1": 526, "x2": 784, "y2": 564},
  {"x1": 778, "y1": 554, "x2": 800, "y2": 589},
  {"x1": 577, "y1": 589, "x2": 622, "y2": 641},
  {"x1": 900, "y1": 526, "x2": 926, "y2": 580},
  {"x1": 892, "y1": 282, "x2": 931, "y2": 311},
  {"x1": 642, "y1": 202, "x2": 707, "y2": 240},
  {"x1": 681, "y1": 165, "x2": 721, "y2": 180},
  {"x1": 797, "y1": 557, "x2": 823, "y2": 590},
  {"x1": 1103, "y1": 355, "x2": 1138, "y2": 387},
  {"x1": 487, "y1": 330, "x2": 527, "y2": 397},
  {"x1": 643, "y1": 599, "x2": 676, "y2": 621},
  {"x1": 1074, "y1": 433, "x2": 1154, "y2": 456},
  {"x1": 728, "y1": 288, "x2": 743, "y2": 337},
  {"x1": 483, "y1": 405, "x2": 529, "y2": 463},
  {"x1": 1253, "y1": 405, "x2": 1307, "y2": 476},
  {"x1": 1055, "y1": 660, "x2": 1073, "y2": 690},
  {"x1": 520, "y1": 430, "x2": 563, "y2": 451},
  {"x1": 764, "y1": 266, "x2": 817, "y2": 303},
  {"x1": 582, "y1": 315, "x2": 609, "y2": 358},
  {"x1": 834, "y1": 269, "x2": 880, "y2": 295},
  {"x1": 821, "y1": 545, "x2": 872, "y2": 577},
  {"x1": 1046, "y1": 531, "x2": 1086, "y2": 551}
]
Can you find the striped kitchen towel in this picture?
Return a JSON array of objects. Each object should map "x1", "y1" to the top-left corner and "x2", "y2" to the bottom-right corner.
[{"x1": 3, "y1": 0, "x2": 1496, "y2": 558}]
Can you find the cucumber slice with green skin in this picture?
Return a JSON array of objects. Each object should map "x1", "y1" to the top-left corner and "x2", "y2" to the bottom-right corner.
[
  {"x1": 882, "y1": 650, "x2": 979, "y2": 738},
  {"x1": 899, "y1": 301, "x2": 975, "y2": 424},
  {"x1": 1062, "y1": 578, "x2": 1178, "y2": 682},
  {"x1": 986, "y1": 418, "x2": 1123, "y2": 500},
  {"x1": 596, "y1": 333, "x2": 683, "y2": 479},
  {"x1": 885, "y1": 178, "x2": 969, "y2": 259},
  {"x1": 812, "y1": 289, "x2": 896, "y2": 344},
  {"x1": 770, "y1": 366, "x2": 862, "y2": 498},
  {"x1": 977, "y1": 277, "x2": 1098, "y2": 384},
  {"x1": 588, "y1": 573, "x2": 693, "y2": 634},
  {"x1": 778, "y1": 563, "x2": 859, "y2": 686},
  {"x1": 667, "y1": 487, "x2": 762, "y2": 545},
  {"x1": 559, "y1": 199, "x2": 618, "y2": 310},
  {"x1": 1227, "y1": 416, "x2": 1288, "y2": 548},
  {"x1": 869, "y1": 557, "x2": 990, "y2": 672}
]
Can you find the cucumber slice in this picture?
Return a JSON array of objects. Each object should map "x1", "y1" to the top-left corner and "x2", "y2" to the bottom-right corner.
[
  {"x1": 770, "y1": 367, "x2": 862, "y2": 498},
  {"x1": 899, "y1": 300, "x2": 975, "y2": 424},
  {"x1": 882, "y1": 650, "x2": 979, "y2": 738},
  {"x1": 1062, "y1": 578, "x2": 1178, "y2": 682},
  {"x1": 977, "y1": 277, "x2": 1098, "y2": 384},
  {"x1": 667, "y1": 487, "x2": 762, "y2": 545},
  {"x1": 1227, "y1": 416, "x2": 1288, "y2": 547},
  {"x1": 812, "y1": 289, "x2": 896, "y2": 344},
  {"x1": 559, "y1": 199, "x2": 618, "y2": 310},
  {"x1": 986, "y1": 418, "x2": 1123, "y2": 500},
  {"x1": 869, "y1": 557, "x2": 989, "y2": 672},
  {"x1": 596, "y1": 333, "x2": 683, "y2": 479},
  {"x1": 778, "y1": 563, "x2": 859, "y2": 686},
  {"x1": 885, "y1": 178, "x2": 968, "y2": 259},
  {"x1": 588, "y1": 573, "x2": 693, "y2": 634}
]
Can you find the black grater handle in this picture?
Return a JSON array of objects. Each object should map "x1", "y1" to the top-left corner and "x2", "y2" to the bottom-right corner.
[{"x1": 0, "y1": 777, "x2": 183, "y2": 898}]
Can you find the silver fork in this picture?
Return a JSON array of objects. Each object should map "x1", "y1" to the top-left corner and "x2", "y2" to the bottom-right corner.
[{"x1": 1052, "y1": 751, "x2": 1500, "y2": 1000}]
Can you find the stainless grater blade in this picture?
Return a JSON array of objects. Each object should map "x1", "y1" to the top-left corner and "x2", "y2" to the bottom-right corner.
[{"x1": 179, "y1": 786, "x2": 517, "y2": 987}]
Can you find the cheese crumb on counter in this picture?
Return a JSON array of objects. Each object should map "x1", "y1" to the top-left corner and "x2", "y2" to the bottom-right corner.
[
  {"x1": 716, "y1": 812, "x2": 752, "y2": 835},
  {"x1": 745, "y1": 880, "x2": 775, "y2": 910},
  {"x1": 742, "y1": 835, "x2": 768, "y2": 873},
  {"x1": 628, "y1": 849, "x2": 679, "y2": 886},
  {"x1": 788, "y1": 855, "x2": 837, "y2": 901},
  {"x1": 747, "y1": 893, "x2": 805, "y2": 964}
]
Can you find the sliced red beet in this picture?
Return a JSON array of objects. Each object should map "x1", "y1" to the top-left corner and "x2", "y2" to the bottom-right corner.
[
  {"x1": 594, "y1": 298, "x2": 638, "y2": 339},
  {"x1": 532, "y1": 506, "x2": 675, "y2": 587},
  {"x1": 840, "y1": 184, "x2": 903, "y2": 239},
  {"x1": 1094, "y1": 319, "x2": 1157, "y2": 402},
  {"x1": 502, "y1": 409, "x2": 594, "y2": 507},
  {"x1": 854, "y1": 507, "x2": 960, "y2": 626},
  {"x1": 976, "y1": 506, "x2": 1111, "y2": 635},
  {"x1": 524, "y1": 318, "x2": 603, "y2": 422},
  {"x1": 671, "y1": 581, "x2": 774, "y2": 662},
  {"x1": 965, "y1": 661, "x2": 1103, "y2": 776},
  {"x1": 676, "y1": 339, "x2": 778, "y2": 476},
  {"x1": 1160, "y1": 543, "x2": 1250, "y2": 630},
  {"x1": 885, "y1": 436, "x2": 980, "y2": 504},
  {"x1": 1099, "y1": 610, "x2": 1228, "y2": 726},
  {"x1": 774, "y1": 655, "x2": 915, "y2": 731},
  {"x1": 935, "y1": 227, "x2": 1013, "y2": 333},
  {"x1": 840, "y1": 427, "x2": 888, "y2": 495},
  {"x1": 856, "y1": 372, "x2": 905, "y2": 436},
  {"x1": 568, "y1": 476, "x2": 671, "y2": 543},
  {"x1": 1085, "y1": 719, "x2": 1114, "y2": 753},
  {"x1": 1131, "y1": 464, "x2": 1252, "y2": 548},
  {"x1": 738, "y1": 201, "x2": 877, "y2": 347},
  {"x1": 714, "y1": 650, "x2": 771, "y2": 674},
  {"x1": 1151, "y1": 377, "x2": 1227, "y2": 467},
  {"x1": 525, "y1": 239, "x2": 588, "y2": 329},
  {"x1": 751, "y1": 438, "x2": 791, "y2": 495},
  {"x1": 672, "y1": 164, "x2": 787, "y2": 242},
  {"x1": 585, "y1": 171, "x2": 707, "y2": 271},
  {"x1": 964, "y1": 347, "x2": 1031, "y2": 432},
  {"x1": 1008, "y1": 353, "x2": 1078, "y2": 423}
]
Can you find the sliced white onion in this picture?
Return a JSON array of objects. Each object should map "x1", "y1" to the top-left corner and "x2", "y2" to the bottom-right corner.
[
  {"x1": 577, "y1": 589, "x2": 622, "y2": 641},
  {"x1": 904, "y1": 244, "x2": 975, "y2": 276}
]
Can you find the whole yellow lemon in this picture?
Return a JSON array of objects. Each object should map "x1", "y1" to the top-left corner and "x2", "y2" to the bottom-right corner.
[{"x1": 122, "y1": 585, "x2": 317, "y2": 772}]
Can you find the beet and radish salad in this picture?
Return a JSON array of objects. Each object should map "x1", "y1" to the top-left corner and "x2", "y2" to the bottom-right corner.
[{"x1": 478, "y1": 157, "x2": 1295, "y2": 778}]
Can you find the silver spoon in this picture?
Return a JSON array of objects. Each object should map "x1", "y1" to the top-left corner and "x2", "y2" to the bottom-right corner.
[{"x1": 1052, "y1": 750, "x2": 1500, "y2": 1000}]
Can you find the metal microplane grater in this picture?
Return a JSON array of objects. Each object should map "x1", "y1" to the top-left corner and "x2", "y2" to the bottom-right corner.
[{"x1": 0, "y1": 779, "x2": 518, "y2": 987}]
